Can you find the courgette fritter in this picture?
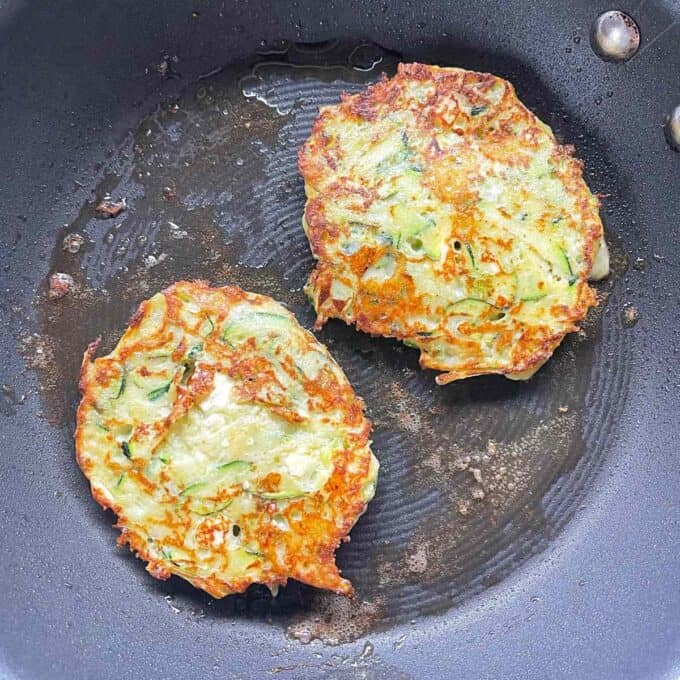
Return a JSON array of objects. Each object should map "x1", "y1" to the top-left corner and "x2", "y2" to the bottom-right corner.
[
  {"x1": 299, "y1": 63, "x2": 608, "y2": 383},
  {"x1": 75, "y1": 281, "x2": 378, "y2": 597}
]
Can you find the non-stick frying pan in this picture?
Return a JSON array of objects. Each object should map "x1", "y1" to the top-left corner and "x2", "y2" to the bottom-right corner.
[{"x1": 1, "y1": 1, "x2": 678, "y2": 678}]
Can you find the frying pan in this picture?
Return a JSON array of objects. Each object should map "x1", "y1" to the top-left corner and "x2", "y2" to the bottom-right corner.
[{"x1": 1, "y1": 0, "x2": 678, "y2": 678}]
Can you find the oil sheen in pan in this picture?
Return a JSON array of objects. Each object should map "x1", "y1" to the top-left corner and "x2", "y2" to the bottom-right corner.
[{"x1": 28, "y1": 40, "x2": 630, "y2": 644}]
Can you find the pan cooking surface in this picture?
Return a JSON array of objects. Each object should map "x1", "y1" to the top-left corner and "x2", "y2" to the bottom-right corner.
[
  {"x1": 2, "y1": 0, "x2": 679, "y2": 675},
  {"x1": 26, "y1": 41, "x2": 630, "y2": 644}
]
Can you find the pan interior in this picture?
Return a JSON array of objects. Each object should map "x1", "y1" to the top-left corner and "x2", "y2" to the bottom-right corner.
[{"x1": 30, "y1": 40, "x2": 628, "y2": 644}]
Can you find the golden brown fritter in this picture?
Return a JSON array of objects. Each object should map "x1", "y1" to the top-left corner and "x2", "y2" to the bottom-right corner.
[
  {"x1": 299, "y1": 63, "x2": 607, "y2": 384},
  {"x1": 75, "y1": 281, "x2": 378, "y2": 597}
]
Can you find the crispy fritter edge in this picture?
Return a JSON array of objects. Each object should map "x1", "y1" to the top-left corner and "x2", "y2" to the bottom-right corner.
[
  {"x1": 74, "y1": 280, "x2": 374, "y2": 598},
  {"x1": 298, "y1": 63, "x2": 603, "y2": 383}
]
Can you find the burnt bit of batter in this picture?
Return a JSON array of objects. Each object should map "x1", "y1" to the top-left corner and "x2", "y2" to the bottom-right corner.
[
  {"x1": 48, "y1": 272, "x2": 75, "y2": 300},
  {"x1": 95, "y1": 198, "x2": 127, "y2": 218}
]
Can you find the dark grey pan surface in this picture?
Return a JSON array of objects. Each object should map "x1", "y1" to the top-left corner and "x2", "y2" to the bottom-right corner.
[{"x1": 0, "y1": 1, "x2": 678, "y2": 678}]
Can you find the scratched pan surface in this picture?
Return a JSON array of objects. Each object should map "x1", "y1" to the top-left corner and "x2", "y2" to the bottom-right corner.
[{"x1": 0, "y1": 1, "x2": 678, "y2": 679}]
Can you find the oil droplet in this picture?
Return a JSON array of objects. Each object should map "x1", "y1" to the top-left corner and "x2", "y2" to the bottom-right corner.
[
  {"x1": 2, "y1": 384, "x2": 26, "y2": 407},
  {"x1": 348, "y1": 43, "x2": 384, "y2": 72},
  {"x1": 393, "y1": 633, "x2": 408, "y2": 650},
  {"x1": 62, "y1": 233, "x2": 84, "y2": 254},
  {"x1": 164, "y1": 594, "x2": 181, "y2": 614},
  {"x1": 162, "y1": 185, "x2": 177, "y2": 201},
  {"x1": 632, "y1": 257, "x2": 645, "y2": 271},
  {"x1": 240, "y1": 72, "x2": 294, "y2": 116},
  {"x1": 359, "y1": 640, "x2": 374, "y2": 659},
  {"x1": 621, "y1": 304, "x2": 639, "y2": 328}
]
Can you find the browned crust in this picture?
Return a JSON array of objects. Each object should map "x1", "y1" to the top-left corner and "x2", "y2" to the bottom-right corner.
[
  {"x1": 75, "y1": 280, "x2": 374, "y2": 598},
  {"x1": 298, "y1": 63, "x2": 603, "y2": 383}
]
